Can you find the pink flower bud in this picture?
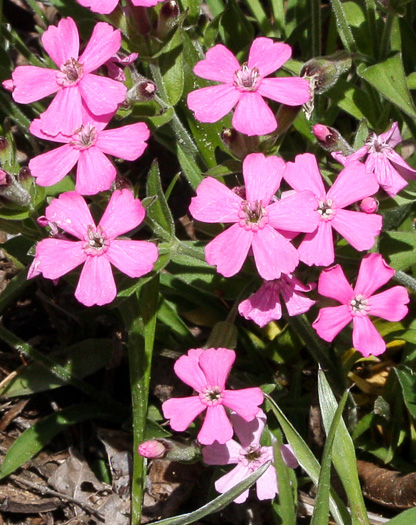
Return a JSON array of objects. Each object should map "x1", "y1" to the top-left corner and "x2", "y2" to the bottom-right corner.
[
  {"x1": 360, "y1": 197, "x2": 379, "y2": 214},
  {"x1": 0, "y1": 169, "x2": 8, "y2": 186},
  {"x1": 2, "y1": 79, "x2": 14, "y2": 92},
  {"x1": 138, "y1": 440, "x2": 166, "y2": 459},
  {"x1": 313, "y1": 124, "x2": 333, "y2": 143}
]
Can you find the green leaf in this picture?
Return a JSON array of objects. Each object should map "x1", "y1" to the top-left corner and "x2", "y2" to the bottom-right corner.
[
  {"x1": 177, "y1": 142, "x2": 203, "y2": 189},
  {"x1": 221, "y1": 0, "x2": 254, "y2": 53},
  {"x1": 387, "y1": 507, "x2": 416, "y2": 524},
  {"x1": 0, "y1": 271, "x2": 30, "y2": 315},
  {"x1": 151, "y1": 461, "x2": 271, "y2": 525},
  {"x1": 379, "y1": 231, "x2": 416, "y2": 271},
  {"x1": 394, "y1": 366, "x2": 416, "y2": 420},
  {"x1": 146, "y1": 160, "x2": 175, "y2": 241},
  {"x1": 329, "y1": 0, "x2": 357, "y2": 52},
  {"x1": 318, "y1": 370, "x2": 369, "y2": 525},
  {"x1": 158, "y1": 25, "x2": 184, "y2": 106},
  {"x1": 0, "y1": 403, "x2": 120, "y2": 480},
  {"x1": 358, "y1": 54, "x2": 416, "y2": 119},
  {"x1": 0, "y1": 339, "x2": 115, "y2": 398}
]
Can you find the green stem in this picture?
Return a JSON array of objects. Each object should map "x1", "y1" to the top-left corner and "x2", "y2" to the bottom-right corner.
[
  {"x1": 364, "y1": 0, "x2": 377, "y2": 57},
  {"x1": 394, "y1": 270, "x2": 416, "y2": 295},
  {"x1": 311, "y1": 0, "x2": 322, "y2": 57},
  {"x1": 270, "y1": 0, "x2": 285, "y2": 38},
  {"x1": 330, "y1": 0, "x2": 357, "y2": 53},
  {"x1": 379, "y1": 12, "x2": 395, "y2": 59},
  {"x1": 119, "y1": 278, "x2": 159, "y2": 525}
]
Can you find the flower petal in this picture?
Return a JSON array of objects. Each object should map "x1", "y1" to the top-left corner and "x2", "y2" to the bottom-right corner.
[
  {"x1": 379, "y1": 121, "x2": 401, "y2": 147},
  {"x1": 238, "y1": 281, "x2": 282, "y2": 328},
  {"x1": 352, "y1": 316, "x2": 386, "y2": 357},
  {"x1": 386, "y1": 150, "x2": 416, "y2": 180},
  {"x1": 230, "y1": 410, "x2": 266, "y2": 449},
  {"x1": 76, "y1": 147, "x2": 116, "y2": 195},
  {"x1": 298, "y1": 221, "x2": 334, "y2": 267},
  {"x1": 187, "y1": 84, "x2": 240, "y2": 123},
  {"x1": 193, "y1": 44, "x2": 240, "y2": 83},
  {"x1": 173, "y1": 350, "x2": 207, "y2": 392},
  {"x1": 99, "y1": 189, "x2": 145, "y2": 238},
  {"x1": 29, "y1": 118, "x2": 69, "y2": 143},
  {"x1": 331, "y1": 209, "x2": 382, "y2": 252},
  {"x1": 328, "y1": 161, "x2": 379, "y2": 208},
  {"x1": 95, "y1": 122, "x2": 150, "y2": 160},
  {"x1": 78, "y1": 74, "x2": 127, "y2": 116},
  {"x1": 354, "y1": 253, "x2": 395, "y2": 297},
  {"x1": 366, "y1": 153, "x2": 407, "y2": 197},
  {"x1": 42, "y1": 17, "x2": 79, "y2": 67},
  {"x1": 162, "y1": 396, "x2": 205, "y2": 432},
  {"x1": 318, "y1": 264, "x2": 354, "y2": 303},
  {"x1": 215, "y1": 464, "x2": 251, "y2": 503},
  {"x1": 79, "y1": 22, "x2": 122, "y2": 73},
  {"x1": 243, "y1": 153, "x2": 284, "y2": 206},
  {"x1": 284, "y1": 153, "x2": 326, "y2": 198},
  {"x1": 45, "y1": 191, "x2": 93, "y2": 239},
  {"x1": 35, "y1": 239, "x2": 86, "y2": 279},
  {"x1": 258, "y1": 77, "x2": 310, "y2": 105},
  {"x1": 283, "y1": 286, "x2": 315, "y2": 317},
  {"x1": 39, "y1": 86, "x2": 83, "y2": 136},
  {"x1": 105, "y1": 240, "x2": 158, "y2": 278},
  {"x1": 75, "y1": 255, "x2": 116, "y2": 306},
  {"x1": 232, "y1": 92, "x2": 277, "y2": 136},
  {"x1": 12, "y1": 66, "x2": 58, "y2": 104},
  {"x1": 189, "y1": 177, "x2": 241, "y2": 223},
  {"x1": 313, "y1": 305, "x2": 352, "y2": 342},
  {"x1": 222, "y1": 388, "x2": 263, "y2": 422},
  {"x1": 198, "y1": 405, "x2": 233, "y2": 444},
  {"x1": 29, "y1": 144, "x2": 79, "y2": 187},
  {"x1": 199, "y1": 348, "x2": 235, "y2": 390},
  {"x1": 251, "y1": 226, "x2": 299, "y2": 280},
  {"x1": 255, "y1": 464, "x2": 278, "y2": 500},
  {"x1": 267, "y1": 190, "x2": 320, "y2": 233},
  {"x1": 248, "y1": 38, "x2": 292, "y2": 77},
  {"x1": 369, "y1": 287, "x2": 409, "y2": 321},
  {"x1": 205, "y1": 224, "x2": 252, "y2": 277},
  {"x1": 202, "y1": 439, "x2": 241, "y2": 465},
  {"x1": 280, "y1": 444, "x2": 299, "y2": 468},
  {"x1": 77, "y1": 0, "x2": 118, "y2": 14}
]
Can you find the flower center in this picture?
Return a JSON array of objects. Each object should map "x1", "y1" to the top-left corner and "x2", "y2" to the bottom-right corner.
[
  {"x1": 316, "y1": 198, "x2": 335, "y2": 221},
  {"x1": 70, "y1": 124, "x2": 97, "y2": 150},
  {"x1": 238, "y1": 200, "x2": 269, "y2": 231},
  {"x1": 234, "y1": 63, "x2": 261, "y2": 92},
  {"x1": 56, "y1": 58, "x2": 84, "y2": 87},
  {"x1": 83, "y1": 225, "x2": 109, "y2": 256},
  {"x1": 239, "y1": 446, "x2": 271, "y2": 471},
  {"x1": 199, "y1": 385, "x2": 224, "y2": 407},
  {"x1": 366, "y1": 132, "x2": 390, "y2": 154},
  {"x1": 349, "y1": 294, "x2": 370, "y2": 317}
]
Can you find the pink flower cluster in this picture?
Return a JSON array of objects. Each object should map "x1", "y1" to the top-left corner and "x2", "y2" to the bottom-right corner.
[{"x1": 77, "y1": 0, "x2": 164, "y2": 15}]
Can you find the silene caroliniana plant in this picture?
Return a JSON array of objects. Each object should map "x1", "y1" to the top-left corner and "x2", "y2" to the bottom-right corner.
[{"x1": 0, "y1": 1, "x2": 416, "y2": 524}]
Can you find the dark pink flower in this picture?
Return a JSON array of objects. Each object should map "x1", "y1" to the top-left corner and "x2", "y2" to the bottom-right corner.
[
  {"x1": 238, "y1": 274, "x2": 315, "y2": 328},
  {"x1": 203, "y1": 410, "x2": 298, "y2": 503},
  {"x1": 104, "y1": 52, "x2": 138, "y2": 82},
  {"x1": 284, "y1": 153, "x2": 382, "y2": 267},
  {"x1": 162, "y1": 348, "x2": 264, "y2": 445},
  {"x1": 187, "y1": 38, "x2": 310, "y2": 136},
  {"x1": 11, "y1": 18, "x2": 127, "y2": 136},
  {"x1": 313, "y1": 254, "x2": 409, "y2": 356},
  {"x1": 333, "y1": 122, "x2": 416, "y2": 197},
  {"x1": 77, "y1": 0, "x2": 164, "y2": 14},
  {"x1": 29, "y1": 106, "x2": 150, "y2": 195},
  {"x1": 189, "y1": 153, "x2": 319, "y2": 279},
  {"x1": 32, "y1": 190, "x2": 158, "y2": 306}
]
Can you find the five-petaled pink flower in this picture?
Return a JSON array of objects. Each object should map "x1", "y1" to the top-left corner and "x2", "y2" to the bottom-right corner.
[
  {"x1": 313, "y1": 254, "x2": 409, "y2": 356},
  {"x1": 187, "y1": 37, "x2": 310, "y2": 136},
  {"x1": 332, "y1": 122, "x2": 416, "y2": 197},
  {"x1": 11, "y1": 18, "x2": 126, "y2": 136},
  {"x1": 77, "y1": 0, "x2": 164, "y2": 14},
  {"x1": 189, "y1": 153, "x2": 319, "y2": 279},
  {"x1": 31, "y1": 190, "x2": 158, "y2": 306},
  {"x1": 29, "y1": 106, "x2": 150, "y2": 195},
  {"x1": 162, "y1": 348, "x2": 264, "y2": 445},
  {"x1": 284, "y1": 153, "x2": 382, "y2": 267},
  {"x1": 238, "y1": 274, "x2": 315, "y2": 328},
  {"x1": 203, "y1": 410, "x2": 298, "y2": 503}
]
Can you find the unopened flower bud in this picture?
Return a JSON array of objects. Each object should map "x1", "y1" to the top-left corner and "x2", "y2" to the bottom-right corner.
[
  {"x1": 0, "y1": 137, "x2": 9, "y2": 151},
  {"x1": 156, "y1": 1, "x2": 180, "y2": 39},
  {"x1": 138, "y1": 81, "x2": 157, "y2": 100},
  {"x1": 313, "y1": 124, "x2": 353, "y2": 155},
  {"x1": 138, "y1": 440, "x2": 167, "y2": 459},
  {"x1": 2, "y1": 79, "x2": 14, "y2": 92},
  {"x1": 221, "y1": 128, "x2": 258, "y2": 158},
  {"x1": 0, "y1": 169, "x2": 8, "y2": 186},
  {"x1": 360, "y1": 197, "x2": 379, "y2": 214},
  {"x1": 301, "y1": 51, "x2": 352, "y2": 95},
  {"x1": 19, "y1": 166, "x2": 31, "y2": 181},
  {"x1": 0, "y1": 171, "x2": 30, "y2": 206}
]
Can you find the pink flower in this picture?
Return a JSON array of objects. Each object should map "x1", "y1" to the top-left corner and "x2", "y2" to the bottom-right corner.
[
  {"x1": 284, "y1": 153, "x2": 382, "y2": 267},
  {"x1": 77, "y1": 0, "x2": 164, "y2": 14},
  {"x1": 189, "y1": 153, "x2": 320, "y2": 279},
  {"x1": 32, "y1": 190, "x2": 158, "y2": 306},
  {"x1": 29, "y1": 106, "x2": 150, "y2": 195},
  {"x1": 203, "y1": 410, "x2": 298, "y2": 503},
  {"x1": 238, "y1": 274, "x2": 315, "y2": 328},
  {"x1": 187, "y1": 38, "x2": 310, "y2": 136},
  {"x1": 138, "y1": 440, "x2": 167, "y2": 459},
  {"x1": 333, "y1": 122, "x2": 416, "y2": 197},
  {"x1": 104, "y1": 52, "x2": 138, "y2": 82},
  {"x1": 162, "y1": 348, "x2": 264, "y2": 445},
  {"x1": 2, "y1": 79, "x2": 14, "y2": 92},
  {"x1": 313, "y1": 254, "x2": 409, "y2": 356},
  {"x1": 360, "y1": 197, "x2": 379, "y2": 214},
  {"x1": 11, "y1": 18, "x2": 127, "y2": 136}
]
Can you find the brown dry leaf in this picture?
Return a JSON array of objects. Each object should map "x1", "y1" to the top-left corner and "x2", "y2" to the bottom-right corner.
[{"x1": 97, "y1": 428, "x2": 132, "y2": 498}]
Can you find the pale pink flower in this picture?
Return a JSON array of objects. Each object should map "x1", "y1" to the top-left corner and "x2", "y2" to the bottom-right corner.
[
  {"x1": 203, "y1": 410, "x2": 298, "y2": 503},
  {"x1": 162, "y1": 348, "x2": 264, "y2": 445},
  {"x1": 29, "y1": 106, "x2": 150, "y2": 195},
  {"x1": 187, "y1": 38, "x2": 310, "y2": 136},
  {"x1": 238, "y1": 274, "x2": 315, "y2": 328},
  {"x1": 104, "y1": 52, "x2": 138, "y2": 82},
  {"x1": 11, "y1": 18, "x2": 127, "y2": 136},
  {"x1": 313, "y1": 254, "x2": 409, "y2": 356},
  {"x1": 284, "y1": 153, "x2": 382, "y2": 267},
  {"x1": 77, "y1": 0, "x2": 164, "y2": 14},
  {"x1": 32, "y1": 190, "x2": 158, "y2": 307},
  {"x1": 189, "y1": 153, "x2": 319, "y2": 279},
  {"x1": 333, "y1": 122, "x2": 416, "y2": 197}
]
